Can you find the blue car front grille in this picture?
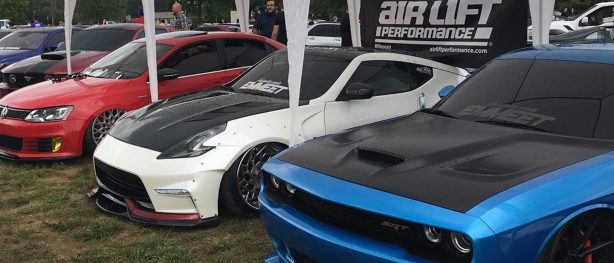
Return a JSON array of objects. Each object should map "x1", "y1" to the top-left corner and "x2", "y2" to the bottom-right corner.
[{"x1": 263, "y1": 171, "x2": 471, "y2": 262}]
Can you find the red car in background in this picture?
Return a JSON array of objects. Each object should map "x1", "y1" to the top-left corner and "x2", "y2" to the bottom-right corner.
[
  {"x1": 0, "y1": 24, "x2": 172, "y2": 97},
  {"x1": 0, "y1": 31, "x2": 285, "y2": 160}
]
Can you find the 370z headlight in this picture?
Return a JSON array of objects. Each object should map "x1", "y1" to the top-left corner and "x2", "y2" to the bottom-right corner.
[
  {"x1": 157, "y1": 124, "x2": 227, "y2": 159},
  {"x1": 25, "y1": 106, "x2": 73, "y2": 122}
]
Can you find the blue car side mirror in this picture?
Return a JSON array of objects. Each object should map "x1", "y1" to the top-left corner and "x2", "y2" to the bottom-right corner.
[{"x1": 438, "y1": 85, "x2": 455, "y2": 98}]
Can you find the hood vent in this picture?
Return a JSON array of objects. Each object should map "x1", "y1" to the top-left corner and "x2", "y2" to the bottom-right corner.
[{"x1": 356, "y1": 147, "x2": 405, "y2": 167}]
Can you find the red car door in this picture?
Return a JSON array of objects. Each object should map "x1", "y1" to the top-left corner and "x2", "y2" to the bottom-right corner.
[{"x1": 157, "y1": 40, "x2": 227, "y2": 96}]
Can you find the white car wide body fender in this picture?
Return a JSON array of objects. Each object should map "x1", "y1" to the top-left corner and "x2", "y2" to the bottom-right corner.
[{"x1": 94, "y1": 104, "x2": 325, "y2": 219}]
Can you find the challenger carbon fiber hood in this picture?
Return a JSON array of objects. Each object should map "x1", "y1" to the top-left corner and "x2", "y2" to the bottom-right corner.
[
  {"x1": 278, "y1": 112, "x2": 614, "y2": 213},
  {"x1": 109, "y1": 90, "x2": 288, "y2": 152}
]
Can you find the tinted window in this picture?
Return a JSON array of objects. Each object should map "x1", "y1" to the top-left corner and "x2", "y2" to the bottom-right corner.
[
  {"x1": 57, "y1": 29, "x2": 134, "y2": 51},
  {"x1": 83, "y1": 42, "x2": 172, "y2": 79},
  {"x1": 586, "y1": 7, "x2": 614, "y2": 26},
  {"x1": 0, "y1": 31, "x2": 11, "y2": 39},
  {"x1": 309, "y1": 24, "x2": 335, "y2": 37},
  {"x1": 161, "y1": 41, "x2": 221, "y2": 76},
  {"x1": 342, "y1": 60, "x2": 433, "y2": 98},
  {"x1": 45, "y1": 32, "x2": 65, "y2": 49},
  {"x1": 224, "y1": 39, "x2": 271, "y2": 68},
  {"x1": 231, "y1": 50, "x2": 351, "y2": 100},
  {"x1": 0, "y1": 31, "x2": 49, "y2": 49},
  {"x1": 437, "y1": 59, "x2": 614, "y2": 140}
]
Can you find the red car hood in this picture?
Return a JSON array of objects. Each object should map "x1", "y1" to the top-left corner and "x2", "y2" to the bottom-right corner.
[
  {"x1": 0, "y1": 77, "x2": 131, "y2": 109},
  {"x1": 2, "y1": 50, "x2": 109, "y2": 75}
]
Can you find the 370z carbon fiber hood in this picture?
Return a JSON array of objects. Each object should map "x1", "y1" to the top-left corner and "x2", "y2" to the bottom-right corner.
[
  {"x1": 278, "y1": 112, "x2": 614, "y2": 213},
  {"x1": 109, "y1": 90, "x2": 288, "y2": 152}
]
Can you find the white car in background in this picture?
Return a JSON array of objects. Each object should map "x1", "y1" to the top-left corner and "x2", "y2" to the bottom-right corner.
[
  {"x1": 0, "y1": 19, "x2": 10, "y2": 29},
  {"x1": 91, "y1": 47, "x2": 469, "y2": 226},
  {"x1": 306, "y1": 22, "x2": 341, "y2": 47},
  {"x1": 528, "y1": 2, "x2": 614, "y2": 41}
]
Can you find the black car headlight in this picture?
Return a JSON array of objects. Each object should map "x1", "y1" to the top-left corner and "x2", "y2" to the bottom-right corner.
[
  {"x1": 157, "y1": 124, "x2": 227, "y2": 159},
  {"x1": 25, "y1": 106, "x2": 73, "y2": 122}
]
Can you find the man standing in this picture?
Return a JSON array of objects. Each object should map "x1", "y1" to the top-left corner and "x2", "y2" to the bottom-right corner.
[
  {"x1": 252, "y1": 0, "x2": 278, "y2": 38},
  {"x1": 271, "y1": 10, "x2": 287, "y2": 45},
  {"x1": 171, "y1": 2, "x2": 191, "y2": 31}
]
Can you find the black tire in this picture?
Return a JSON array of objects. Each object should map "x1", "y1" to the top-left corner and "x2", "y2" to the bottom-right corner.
[
  {"x1": 83, "y1": 109, "x2": 126, "y2": 155},
  {"x1": 220, "y1": 143, "x2": 286, "y2": 216},
  {"x1": 537, "y1": 209, "x2": 614, "y2": 263}
]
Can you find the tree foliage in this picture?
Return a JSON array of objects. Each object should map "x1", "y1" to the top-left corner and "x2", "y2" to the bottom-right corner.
[
  {"x1": 0, "y1": 0, "x2": 349, "y2": 26},
  {"x1": 0, "y1": 0, "x2": 30, "y2": 24}
]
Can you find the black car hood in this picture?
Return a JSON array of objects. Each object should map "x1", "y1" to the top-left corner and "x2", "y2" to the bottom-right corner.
[
  {"x1": 278, "y1": 112, "x2": 614, "y2": 213},
  {"x1": 109, "y1": 90, "x2": 288, "y2": 152}
]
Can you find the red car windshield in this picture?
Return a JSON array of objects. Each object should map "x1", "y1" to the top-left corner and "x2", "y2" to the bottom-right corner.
[
  {"x1": 83, "y1": 42, "x2": 172, "y2": 79},
  {"x1": 0, "y1": 31, "x2": 49, "y2": 50}
]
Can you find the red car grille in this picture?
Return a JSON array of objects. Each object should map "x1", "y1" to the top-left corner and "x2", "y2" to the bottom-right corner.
[{"x1": 22, "y1": 138, "x2": 53, "y2": 152}]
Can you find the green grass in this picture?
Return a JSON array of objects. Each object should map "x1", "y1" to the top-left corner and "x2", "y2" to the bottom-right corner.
[{"x1": 0, "y1": 158, "x2": 273, "y2": 262}]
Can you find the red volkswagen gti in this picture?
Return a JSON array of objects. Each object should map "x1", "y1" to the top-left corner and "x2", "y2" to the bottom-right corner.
[
  {"x1": 0, "y1": 31, "x2": 284, "y2": 160},
  {"x1": 0, "y1": 23, "x2": 172, "y2": 98}
]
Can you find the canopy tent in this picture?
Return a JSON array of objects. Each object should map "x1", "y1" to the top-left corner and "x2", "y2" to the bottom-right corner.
[
  {"x1": 63, "y1": 0, "x2": 555, "y2": 146},
  {"x1": 530, "y1": 0, "x2": 556, "y2": 46}
]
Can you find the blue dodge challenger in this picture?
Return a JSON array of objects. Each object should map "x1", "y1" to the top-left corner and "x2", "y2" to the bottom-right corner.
[{"x1": 259, "y1": 42, "x2": 614, "y2": 263}]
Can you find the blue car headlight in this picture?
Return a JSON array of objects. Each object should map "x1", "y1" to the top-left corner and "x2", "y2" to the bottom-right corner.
[{"x1": 157, "y1": 124, "x2": 227, "y2": 159}]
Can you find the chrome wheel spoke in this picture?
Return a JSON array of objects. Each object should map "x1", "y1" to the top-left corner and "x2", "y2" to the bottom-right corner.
[{"x1": 91, "y1": 109, "x2": 126, "y2": 144}]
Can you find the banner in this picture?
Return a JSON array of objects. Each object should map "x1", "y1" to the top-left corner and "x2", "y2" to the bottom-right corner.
[{"x1": 361, "y1": 0, "x2": 528, "y2": 68}]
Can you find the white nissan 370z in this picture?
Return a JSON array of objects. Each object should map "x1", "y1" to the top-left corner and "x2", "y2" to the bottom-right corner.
[{"x1": 90, "y1": 47, "x2": 469, "y2": 226}]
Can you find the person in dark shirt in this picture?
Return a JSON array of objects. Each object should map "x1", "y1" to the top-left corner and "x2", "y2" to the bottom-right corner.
[
  {"x1": 272, "y1": 12, "x2": 287, "y2": 45},
  {"x1": 340, "y1": 12, "x2": 352, "y2": 47},
  {"x1": 252, "y1": 0, "x2": 278, "y2": 38}
]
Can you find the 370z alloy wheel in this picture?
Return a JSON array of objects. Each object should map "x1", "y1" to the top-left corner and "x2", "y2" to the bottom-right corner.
[
  {"x1": 236, "y1": 143, "x2": 285, "y2": 210},
  {"x1": 541, "y1": 210, "x2": 614, "y2": 263},
  {"x1": 92, "y1": 109, "x2": 126, "y2": 144}
]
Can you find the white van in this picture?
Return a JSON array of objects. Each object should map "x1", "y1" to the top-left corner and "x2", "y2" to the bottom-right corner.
[{"x1": 0, "y1": 19, "x2": 10, "y2": 29}]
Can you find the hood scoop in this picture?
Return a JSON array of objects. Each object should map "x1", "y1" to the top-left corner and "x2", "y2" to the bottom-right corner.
[
  {"x1": 356, "y1": 147, "x2": 405, "y2": 168},
  {"x1": 41, "y1": 51, "x2": 81, "y2": 60}
]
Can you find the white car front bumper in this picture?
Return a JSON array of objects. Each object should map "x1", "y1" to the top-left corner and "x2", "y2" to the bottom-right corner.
[{"x1": 92, "y1": 135, "x2": 241, "y2": 226}]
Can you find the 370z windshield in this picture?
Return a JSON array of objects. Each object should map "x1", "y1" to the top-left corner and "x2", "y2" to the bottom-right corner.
[
  {"x1": 437, "y1": 59, "x2": 614, "y2": 140},
  {"x1": 83, "y1": 42, "x2": 172, "y2": 79},
  {"x1": 231, "y1": 50, "x2": 351, "y2": 100}
]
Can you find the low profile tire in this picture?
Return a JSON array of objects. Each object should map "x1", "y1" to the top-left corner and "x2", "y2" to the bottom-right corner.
[
  {"x1": 220, "y1": 143, "x2": 286, "y2": 216},
  {"x1": 538, "y1": 210, "x2": 614, "y2": 263},
  {"x1": 83, "y1": 109, "x2": 126, "y2": 155}
]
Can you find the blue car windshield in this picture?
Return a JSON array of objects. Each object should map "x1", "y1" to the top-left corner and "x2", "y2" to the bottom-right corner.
[
  {"x1": 83, "y1": 42, "x2": 172, "y2": 80},
  {"x1": 0, "y1": 31, "x2": 49, "y2": 50},
  {"x1": 437, "y1": 59, "x2": 614, "y2": 140}
]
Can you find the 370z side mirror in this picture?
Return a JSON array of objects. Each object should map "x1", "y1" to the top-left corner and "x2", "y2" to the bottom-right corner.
[
  {"x1": 580, "y1": 17, "x2": 589, "y2": 26},
  {"x1": 157, "y1": 68, "x2": 180, "y2": 81},
  {"x1": 344, "y1": 82, "x2": 374, "y2": 100},
  {"x1": 438, "y1": 85, "x2": 456, "y2": 98}
]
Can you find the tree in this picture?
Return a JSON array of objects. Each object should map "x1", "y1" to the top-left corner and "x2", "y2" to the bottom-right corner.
[
  {"x1": 0, "y1": 0, "x2": 30, "y2": 25},
  {"x1": 73, "y1": 0, "x2": 124, "y2": 24}
]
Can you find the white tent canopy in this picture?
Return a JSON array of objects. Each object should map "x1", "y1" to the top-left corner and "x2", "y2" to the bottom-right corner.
[{"x1": 63, "y1": 0, "x2": 555, "y2": 146}]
